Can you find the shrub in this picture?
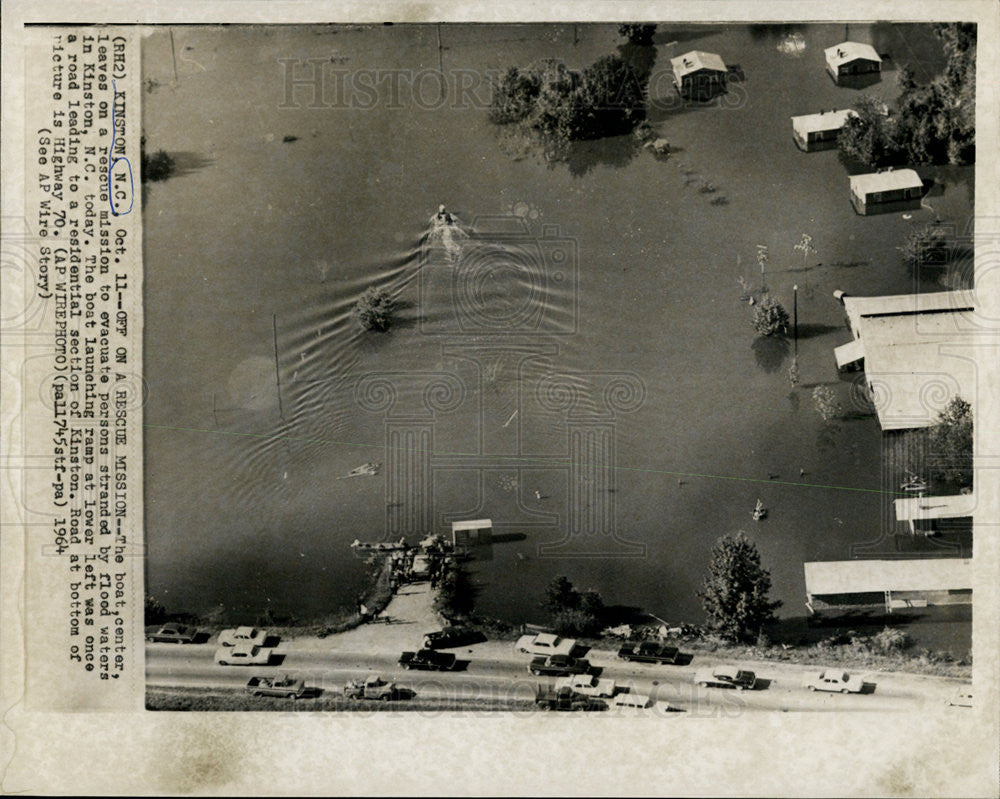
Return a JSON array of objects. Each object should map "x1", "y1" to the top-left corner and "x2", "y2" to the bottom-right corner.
[
  {"x1": 353, "y1": 286, "x2": 395, "y2": 332},
  {"x1": 752, "y1": 295, "x2": 789, "y2": 337},
  {"x1": 899, "y1": 224, "x2": 950, "y2": 268},
  {"x1": 926, "y1": 396, "x2": 973, "y2": 487},
  {"x1": 489, "y1": 66, "x2": 541, "y2": 124},
  {"x1": 142, "y1": 148, "x2": 175, "y2": 182},
  {"x1": 618, "y1": 23, "x2": 657, "y2": 45},
  {"x1": 869, "y1": 626, "x2": 909, "y2": 655}
]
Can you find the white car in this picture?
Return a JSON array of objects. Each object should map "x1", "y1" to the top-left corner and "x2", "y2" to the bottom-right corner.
[
  {"x1": 514, "y1": 632, "x2": 577, "y2": 657},
  {"x1": 214, "y1": 644, "x2": 273, "y2": 666},
  {"x1": 555, "y1": 673, "x2": 617, "y2": 698},
  {"x1": 217, "y1": 626, "x2": 269, "y2": 647},
  {"x1": 803, "y1": 670, "x2": 867, "y2": 693}
]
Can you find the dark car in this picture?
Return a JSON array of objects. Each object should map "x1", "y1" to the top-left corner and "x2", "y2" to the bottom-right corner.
[
  {"x1": 617, "y1": 640, "x2": 681, "y2": 664},
  {"x1": 145, "y1": 623, "x2": 198, "y2": 644},
  {"x1": 398, "y1": 649, "x2": 459, "y2": 671},
  {"x1": 535, "y1": 685, "x2": 603, "y2": 712},
  {"x1": 695, "y1": 665, "x2": 757, "y2": 690},
  {"x1": 422, "y1": 627, "x2": 487, "y2": 650},
  {"x1": 528, "y1": 655, "x2": 592, "y2": 677}
]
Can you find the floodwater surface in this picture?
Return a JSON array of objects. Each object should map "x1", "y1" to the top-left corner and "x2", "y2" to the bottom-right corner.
[{"x1": 142, "y1": 23, "x2": 973, "y2": 633}]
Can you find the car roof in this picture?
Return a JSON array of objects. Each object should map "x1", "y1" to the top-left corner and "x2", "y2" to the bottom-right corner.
[
  {"x1": 714, "y1": 665, "x2": 738, "y2": 677},
  {"x1": 230, "y1": 644, "x2": 257, "y2": 654},
  {"x1": 235, "y1": 626, "x2": 256, "y2": 635},
  {"x1": 536, "y1": 633, "x2": 559, "y2": 644}
]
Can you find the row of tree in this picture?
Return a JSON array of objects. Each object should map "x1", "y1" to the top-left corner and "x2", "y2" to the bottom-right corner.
[{"x1": 838, "y1": 23, "x2": 975, "y2": 168}]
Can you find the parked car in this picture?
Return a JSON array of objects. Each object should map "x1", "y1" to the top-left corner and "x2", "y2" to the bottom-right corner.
[
  {"x1": 555, "y1": 673, "x2": 616, "y2": 698},
  {"x1": 343, "y1": 675, "x2": 401, "y2": 701},
  {"x1": 946, "y1": 688, "x2": 972, "y2": 707},
  {"x1": 145, "y1": 623, "x2": 198, "y2": 644},
  {"x1": 217, "y1": 626, "x2": 269, "y2": 647},
  {"x1": 534, "y1": 685, "x2": 602, "y2": 711},
  {"x1": 214, "y1": 644, "x2": 273, "y2": 666},
  {"x1": 802, "y1": 670, "x2": 866, "y2": 693},
  {"x1": 398, "y1": 649, "x2": 458, "y2": 671},
  {"x1": 694, "y1": 665, "x2": 757, "y2": 690},
  {"x1": 528, "y1": 654, "x2": 592, "y2": 677},
  {"x1": 617, "y1": 640, "x2": 681, "y2": 664},
  {"x1": 245, "y1": 675, "x2": 306, "y2": 699},
  {"x1": 422, "y1": 627, "x2": 486, "y2": 650},
  {"x1": 515, "y1": 632, "x2": 577, "y2": 657}
]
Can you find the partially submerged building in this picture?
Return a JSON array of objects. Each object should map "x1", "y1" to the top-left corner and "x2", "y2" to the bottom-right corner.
[
  {"x1": 825, "y1": 41, "x2": 882, "y2": 83},
  {"x1": 791, "y1": 108, "x2": 857, "y2": 151},
  {"x1": 848, "y1": 169, "x2": 924, "y2": 215},
  {"x1": 670, "y1": 50, "x2": 728, "y2": 98},
  {"x1": 894, "y1": 492, "x2": 976, "y2": 537},
  {"x1": 833, "y1": 289, "x2": 976, "y2": 430},
  {"x1": 804, "y1": 558, "x2": 972, "y2": 615}
]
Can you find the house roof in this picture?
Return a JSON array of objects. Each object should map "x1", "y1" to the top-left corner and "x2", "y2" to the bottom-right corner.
[
  {"x1": 843, "y1": 290, "x2": 975, "y2": 326},
  {"x1": 894, "y1": 493, "x2": 977, "y2": 523},
  {"x1": 849, "y1": 169, "x2": 923, "y2": 196},
  {"x1": 791, "y1": 108, "x2": 857, "y2": 135},
  {"x1": 452, "y1": 519, "x2": 492, "y2": 531},
  {"x1": 671, "y1": 50, "x2": 727, "y2": 78},
  {"x1": 804, "y1": 558, "x2": 972, "y2": 595},
  {"x1": 834, "y1": 337, "x2": 865, "y2": 368},
  {"x1": 825, "y1": 41, "x2": 882, "y2": 68}
]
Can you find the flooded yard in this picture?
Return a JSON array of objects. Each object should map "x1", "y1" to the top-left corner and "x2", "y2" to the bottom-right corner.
[{"x1": 142, "y1": 23, "x2": 972, "y2": 633}]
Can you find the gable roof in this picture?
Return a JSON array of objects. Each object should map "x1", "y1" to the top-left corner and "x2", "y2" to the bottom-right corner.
[
  {"x1": 671, "y1": 50, "x2": 727, "y2": 78},
  {"x1": 825, "y1": 41, "x2": 882, "y2": 67},
  {"x1": 849, "y1": 169, "x2": 922, "y2": 196}
]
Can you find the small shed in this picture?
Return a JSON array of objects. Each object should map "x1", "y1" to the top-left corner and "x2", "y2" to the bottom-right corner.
[
  {"x1": 849, "y1": 169, "x2": 923, "y2": 215},
  {"x1": 791, "y1": 108, "x2": 857, "y2": 151},
  {"x1": 670, "y1": 50, "x2": 727, "y2": 98},
  {"x1": 825, "y1": 42, "x2": 882, "y2": 82},
  {"x1": 451, "y1": 518, "x2": 492, "y2": 552}
]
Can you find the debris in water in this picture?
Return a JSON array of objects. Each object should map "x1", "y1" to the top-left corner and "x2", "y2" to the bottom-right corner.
[
  {"x1": 282, "y1": 135, "x2": 299, "y2": 143},
  {"x1": 339, "y1": 462, "x2": 381, "y2": 479}
]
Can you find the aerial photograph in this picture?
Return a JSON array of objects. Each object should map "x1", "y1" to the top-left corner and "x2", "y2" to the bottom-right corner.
[{"x1": 141, "y1": 21, "x2": 977, "y2": 713}]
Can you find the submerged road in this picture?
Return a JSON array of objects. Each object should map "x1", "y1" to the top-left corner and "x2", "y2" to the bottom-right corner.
[{"x1": 146, "y1": 640, "x2": 972, "y2": 715}]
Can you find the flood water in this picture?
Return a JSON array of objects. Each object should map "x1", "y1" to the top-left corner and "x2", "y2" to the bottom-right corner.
[{"x1": 142, "y1": 23, "x2": 973, "y2": 631}]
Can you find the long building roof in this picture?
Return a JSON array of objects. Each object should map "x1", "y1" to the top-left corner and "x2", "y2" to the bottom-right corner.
[
  {"x1": 804, "y1": 558, "x2": 972, "y2": 595},
  {"x1": 894, "y1": 493, "x2": 977, "y2": 523},
  {"x1": 791, "y1": 108, "x2": 857, "y2": 135},
  {"x1": 849, "y1": 169, "x2": 922, "y2": 196}
]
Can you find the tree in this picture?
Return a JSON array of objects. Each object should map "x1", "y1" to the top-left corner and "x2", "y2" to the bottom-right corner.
[
  {"x1": 752, "y1": 295, "x2": 789, "y2": 337},
  {"x1": 926, "y1": 396, "x2": 973, "y2": 487},
  {"x1": 838, "y1": 95, "x2": 900, "y2": 168},
  {"x1": 145, "y1": 595, "x2": 167, "y2": 624},
  {"x1": 898, "y1": 224, "x2": 950, "y2": 269},
  {"x1": 353, "y1": 286, "x2": 395, "y2": 332},
  {"x1": 698, "y1": 532, "x2": 781, "y2": 642},
  {"x1": 542, "y1": 576, "x2": 605, "y2": 636},
  {"x1": 812, "y1": 385, "x2": 841, "y2": 422},
  {"x1": 434, "y1": 563, "x2": 477, "y2": 619},
  {"x1": 618, "y1": 23, "x2": 657, "y2": 45}
]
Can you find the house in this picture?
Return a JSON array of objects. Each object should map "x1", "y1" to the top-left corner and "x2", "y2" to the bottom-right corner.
[
  {"x1": 451, "y1": 518, "x2": 492, "y2": 553},
  {"x1": 825, "y1": 41, "x2": 882, "y2": 82},
  {"x1": 804, "y1": 558, "x2": 972, "y2": 615},
  {"x1": 832, "y1": 290, "x2": 976, "y2": 430},
  {"x1": 791, "y1": 108, "x2": 857, "y2": 151},
  {"x1": 848, "y1": 169, "x2": 923, "y2": 215},
  {"x1": 670, "y1": 50, "x2": 727, "y2": 98}
]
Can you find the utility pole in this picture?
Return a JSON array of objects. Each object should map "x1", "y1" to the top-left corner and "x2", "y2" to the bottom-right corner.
[
  {"x1": 793, "y1": 284, "x2": 799, "y2": 350},
  {"x1": 273, "y1": 314, "x2": 285, "y2": 422},
  {"x1": 169, "y1": 30, "x2": 178, "y2": 83}
]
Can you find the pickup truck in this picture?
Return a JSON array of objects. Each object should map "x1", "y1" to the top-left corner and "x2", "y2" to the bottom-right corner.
[
  {"x1": 802, "y1": 670, "x2": 867, "y2": 693},
  {"x1": 398, "y1": 649, "x2": 458, "y2": 671},
  {"x1": 214, "y1": 644, "x2": 273, "y2": 666},
  {"x1": 694, "y1": 665, "x2": 756, "y2": 690},
  {"x1": 515, "y1": 632, "x2": 577, "y2": 657},
  {"x1": 617, "y1": 640, "x2": 680, "y2": 664},
  {"x1": 245, "y1": 675, "x2": 306, "y2": 698},
  {"x1": 528, "y1": 654, "x2": 592, "y2": 677},
  {"x1": 145, "y1": 624, "x2": 198, "y2": 644},
  {"x1": 555, "y1": 673, "x2": 616, "y2": 698},
  {"x1": 534, "y1": 685, "x2": 601, "y2": 711},
  {"x1": 343, "y1": 675, "x2": 400, "y2": 701},
  {"x1": 217, "y1": 626, "x2": 269, "y2": 647}
]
